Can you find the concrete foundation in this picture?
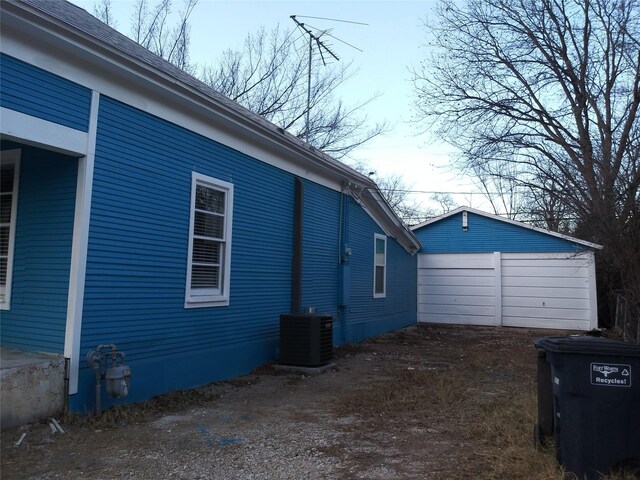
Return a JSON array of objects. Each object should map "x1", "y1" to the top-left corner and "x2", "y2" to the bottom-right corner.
[{"x1": 1, "y1": 349, "x2": 66, "y2": 428}]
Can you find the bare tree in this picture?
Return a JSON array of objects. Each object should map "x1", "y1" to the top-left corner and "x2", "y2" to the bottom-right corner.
[
  {"x1": 93, "y1": 2, "x2": 385, "y2": 159},
  {"x1": 94, "y1": 0, "x2": 197, "y2": 72},
  {"x1": 201, "y1": 26, "x2": 386, "y2": 158},
  {"x1": 373, "y1": 173, "x2": 430, "y2": 225},
  {"x1": 430, "y1": 192, "x2": 457, "y2": 215},
  {"x1": 93, "y1": 0, "x2": 116, "y2": 27},
  {"x1": 472, "y1": 164, "x2": 527, "y2": 220},
  {"x1": 413, "y1": 0, "x2": 640, "y2": 317}
]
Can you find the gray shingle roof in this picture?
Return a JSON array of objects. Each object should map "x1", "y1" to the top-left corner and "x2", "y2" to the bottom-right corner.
[
  {"x1": 7, "y1": 0, "x2": 421, "y2": 251},
  {"x1": 20, "y1": 0, "x2": 369, "y2": 184}
]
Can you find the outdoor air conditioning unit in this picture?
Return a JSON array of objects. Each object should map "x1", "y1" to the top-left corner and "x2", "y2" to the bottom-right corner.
[{"x1": 279, "y1": 312, "x2": 333, "y2": 367}]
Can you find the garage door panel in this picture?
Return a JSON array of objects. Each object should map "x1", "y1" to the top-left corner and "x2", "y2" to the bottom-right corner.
[
  {"x1": 421, "y1": 303, "x2": 495, "y2": 316},
  {"x1": 502, "y1": 316, "x2": 592, "y2": 330},
  {"x1": 502, "y1": 275, "x2": 588, "y2": 288},
  {"x1": 502, "y1": 258, "x2": 590, "y2": 268},
  {"x1": 421, "y1": 268, "x2": 494, "y2": 277},
  {"x1": 502, "y1": 265, "x2": 588, "y2": 278},
  {"x1": 502, "y1": 252, "x2": 590, "y2": 261},
  {"x1": 420, "y1": 285, "x2": 495, "y2": 297},
  {"x1": 420, "y1": 294, "x2": 495, "y2": 306},
  {"x1": 502, "y1": 296, "x2": 589, "y2": 310},
  {"x1": 419, "y1": 274, "x2": 494, "y2": 287},
  {"x1": 502, "y1": 305, "x2": 589, "y2": 321},
  {"x1": 502, "y1": 285, "x2": 590, "y2": 299},
  {"x1": 418, "y1": 313, "x2": 496, "y2": 326}
]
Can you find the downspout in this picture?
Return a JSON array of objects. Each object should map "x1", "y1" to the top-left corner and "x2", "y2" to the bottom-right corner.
[
  {"x1": 338, "y1": 186, "x2": 350, "y2": 344},
  {"x1": 291, "y1": 177, "x2": 304, "y2": 313}
]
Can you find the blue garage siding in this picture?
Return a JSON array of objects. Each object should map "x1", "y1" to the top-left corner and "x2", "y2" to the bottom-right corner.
[
  {"x1": 414, "y1": 211, "x2": 587, "y2": 253},
  {"x1": 301, "y1": 180, "x2": 340, "y2": 313},
  {"x1": 0, "y1": 145, "x2": 77, "y2": 353},
  {"x1": 0, "y1": 54, "x2": 91, "y2": 132},
  {"x1": 345, "y1": 197, "x2": 417, "y2": 343},
  {"x1": 73, "y1": 96, "x2": 295, "y2": 411}
]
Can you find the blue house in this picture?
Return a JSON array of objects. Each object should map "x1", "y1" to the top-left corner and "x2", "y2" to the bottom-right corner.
[
  {"x1": 0, "y1": 0, "x2": 420, "y2": 419},
  {"x1": 411, "y1": 207, "x2": 601, "y2": 331}
]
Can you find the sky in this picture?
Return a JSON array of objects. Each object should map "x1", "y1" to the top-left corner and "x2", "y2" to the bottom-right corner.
[{"x1": 72, "y1": 0, "x2": 491, "y2": 215}]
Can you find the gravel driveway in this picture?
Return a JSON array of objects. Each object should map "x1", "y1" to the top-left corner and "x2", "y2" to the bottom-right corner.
[{"x1": 1, "y1": 325, "x2": 551, "y2": 479}]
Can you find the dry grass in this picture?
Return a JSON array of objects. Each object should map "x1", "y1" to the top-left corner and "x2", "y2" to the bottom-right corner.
[
  {"x1": 464, "y1": 383, "x2": 564, "y2": 480},
  {"x1": 49, "y1": 326, "x2": 636, "y2": 479},
  {"x1": 59, "y1": 388, "x2": 219, "y2": 429},
  {"x1": 332, "y1": 367, "x2": 469, "y2": 419},
  {"x1": 331, "y1": 362, "x2": 563, "y2": 479},
  {"x1": 332, "y1": 327, "x2": 636, "y2": 480}
]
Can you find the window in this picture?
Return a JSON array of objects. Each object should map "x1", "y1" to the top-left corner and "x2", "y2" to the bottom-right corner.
[
  {"x1": 1, "y1": 149, "x2": 20, "y2": 310},
  {"x1": 374, "y1": 233, "x2": 386, "y2": 298},
  {"x1": 185, "y1": 172, "x2": 233, "y2": 307}
]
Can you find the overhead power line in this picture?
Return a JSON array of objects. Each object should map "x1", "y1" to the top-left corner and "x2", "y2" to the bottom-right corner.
[{"x1": 377, "y1": 188, "x2": 531, "y2": 196}]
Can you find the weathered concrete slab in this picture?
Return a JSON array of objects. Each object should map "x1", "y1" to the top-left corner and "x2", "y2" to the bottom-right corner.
[{"x1": 1, "y1": 349, "x2": 65, "y2": 428}]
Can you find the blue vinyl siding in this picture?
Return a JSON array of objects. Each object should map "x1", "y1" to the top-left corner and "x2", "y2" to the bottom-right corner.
[
  {"x1": 74, "y1": 96, "x2": 294, "y2": 411},
  {"x1": 0, "y1": 145, "x2": 77, "y2": 353},
  {"x1": 345, "y1": 197, "x2": 417, "y2": 342},
  {"x1": 0, "y1": 53, "x2": 91, "y2": 132},
  {"x1": 70, "y1": 95, "x2": 418, "y2": 412},
  {"x1": 414, "y1": 211, "x2": 587, "y2": 253},
  {"x1": 301, "y1": 180, "x2": 340, "y2": 313}
]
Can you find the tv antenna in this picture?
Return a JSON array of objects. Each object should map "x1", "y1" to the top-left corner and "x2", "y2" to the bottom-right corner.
[{"x1": 290, "y1": 15, "x2": 366, "y2": 142}]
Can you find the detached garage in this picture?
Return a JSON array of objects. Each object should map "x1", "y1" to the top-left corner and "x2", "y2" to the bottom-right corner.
[{"x1": 411, "y1": 208, "x2": 602, "y2": 331}]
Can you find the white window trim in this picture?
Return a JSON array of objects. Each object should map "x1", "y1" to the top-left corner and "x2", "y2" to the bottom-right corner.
[
  {"x1": 373, "y1": 233, "x2": 387, "y2": 299},
  {"x1": 1, "y1": 149, "x2": 21, "y2": 310},
  {"x1": 185, "y1": 172, "x2": 233, "y2": 308}
]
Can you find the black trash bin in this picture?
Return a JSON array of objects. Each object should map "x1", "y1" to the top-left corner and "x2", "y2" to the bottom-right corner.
[
  {"x1": 279, "y1": 313, "x2": 333, "y2": 367},
  {"x1": 534, "y1": 336, "x2": 640, "y2": 480}
]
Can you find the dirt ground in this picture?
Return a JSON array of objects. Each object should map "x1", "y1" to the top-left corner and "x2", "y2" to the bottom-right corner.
[{"x1": 1, "y1": 325, "x2": 559, "y2": 479}]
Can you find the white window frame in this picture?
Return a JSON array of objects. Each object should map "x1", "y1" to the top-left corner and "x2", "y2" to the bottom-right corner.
[
  {"x1": 1, "y1": 149, "x2": 21, "y2": 310},
  {"x1": 185, "y1": 172, "x2": 233, "y2": 308},
  {"x1": 373, "y1": 233, "x2": 387, "y2": 298}
]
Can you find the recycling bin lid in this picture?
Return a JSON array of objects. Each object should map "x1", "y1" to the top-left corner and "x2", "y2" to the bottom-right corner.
[{"x1": 534, "y1": 335, "x2": 640, "y2": 357}]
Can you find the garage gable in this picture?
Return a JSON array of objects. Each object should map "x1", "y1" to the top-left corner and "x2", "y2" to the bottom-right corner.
[
  {"x1": 412, "y1": 208, "x2": 601, "y2": 331},
  {"x1": 411, "y1": 207, "x2": 601, "y2": 254}
]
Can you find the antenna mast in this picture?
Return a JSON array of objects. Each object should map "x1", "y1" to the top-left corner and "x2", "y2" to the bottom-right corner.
[{"x1": 290, "y1": 15, "x2": 340, "y2": 142}]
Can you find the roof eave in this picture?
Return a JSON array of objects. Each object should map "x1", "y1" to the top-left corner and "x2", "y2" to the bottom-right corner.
[
  {"x1": 362, "y1": 187, "x2": 422, "y2": 253},
  {"x1": 3, "y1": 0, "x2": 377, "y2": 192},
  {"x1": 5, "y1": 0, "x2": 421, "y2": 249}
]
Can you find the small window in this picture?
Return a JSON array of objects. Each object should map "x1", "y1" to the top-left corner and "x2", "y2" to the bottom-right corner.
[
  {"x1": 374, "y1": 233, "x2": 386, "y2": 298},
  {"x1": 1, "y1": 149, "x2": 20, "y2": 310},
  {"x1": 185, "y1": 172, "x2": 233, "y2": 307}
]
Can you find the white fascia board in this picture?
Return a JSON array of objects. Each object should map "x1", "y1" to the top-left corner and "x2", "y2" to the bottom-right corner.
[
  {"x1": 0, "y1": 9, "x2": 372, "y2": 195},
  {"x1": 0, "y1": 107, "x2": 88, "y2": 156},
  {"x1": 367, "y1": 188, "x2": 421, "y2": 252},
  {"x1": 411, "y1": 206, "x2": 603, "y2": 250}
]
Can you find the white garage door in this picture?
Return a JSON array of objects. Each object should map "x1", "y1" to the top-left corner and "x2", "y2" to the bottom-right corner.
[
  {"x1": 418, "y1": 253, "x2": 499, "y2": 326},
  {"x1": 501, "y1": 252, "x2": 595, "y2": 330},
  {"x1": 418, "y1": 251, "x2": 597, "y2": 330}
]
